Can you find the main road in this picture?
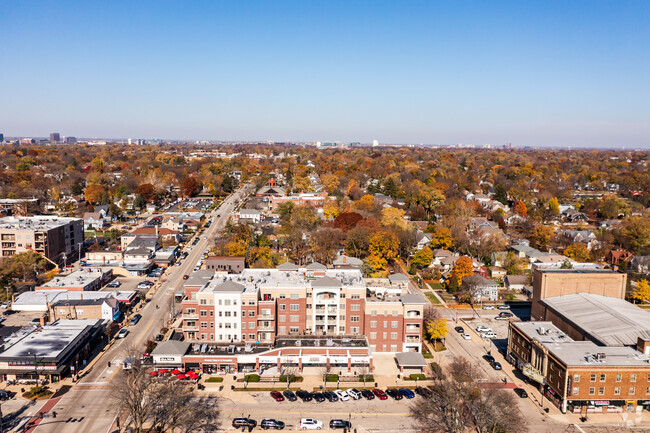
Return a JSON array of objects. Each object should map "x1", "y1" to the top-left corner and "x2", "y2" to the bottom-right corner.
[{"x1": 33, "y1": 184, "x2": 252, "y2": 433}]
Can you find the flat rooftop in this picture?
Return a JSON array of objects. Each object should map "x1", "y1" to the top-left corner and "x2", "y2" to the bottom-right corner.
[
  {"x1": 0, "y1": 319, "x2": 101, "y2": 361},
  {"x1": 39, "y1": 268, "x2": 110, "y2": 289},
  {"x1": 0, "y1": 216, "x2": 80, "y2": 231},
  {"x1": 512, "y1": 321, "x2": 650, "y2": 367},
  {"x1": 540, "y1": 293, "x2": 650, "y2": 346},
  {"x1": 14, "y1": 290, "x2": 112, "y2": 308},
  {"x1": 275, "y1": 335, "x2": 368, "y2": 348}
]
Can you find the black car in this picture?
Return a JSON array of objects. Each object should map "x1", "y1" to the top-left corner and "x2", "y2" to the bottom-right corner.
[
  {"x1": 322, "y1": 391, "x2": 339, "y2": 402},
  {"x1": 360, "y1": 389, "x2": 375, "y2": 400},
  {"x1": 513, "y1": 388, "x2": 528, "y2": 398},
  {"x1": 310, "y1": 392, "x2": 326, "y2": 402},
  {"x1": 232, "y1": 418, "x2": 257, "y2": 428},
  {"x1": 330, "y1": 419, "x2": 352, "y2": 429},
  {"x1": 415, "y1": 386, "x2": 433, "y2": 398},
  {"x1": 385, "y1": 389, "x2": 403, "y2": 400},
  {"x1": 282, "y1": 390, "x2": 297, "y2": 401},
  {"x1": 260, "y1": 418, "x2": 285, "y2": 430},
  {"x1": 454, "y1": 326, "x2": 465, "y2": 333},
  {"x1": 296, "y1": 390, "x2": 313, "y2": 402},
  {"x1": 483, "y1": 354, "x2": 495, "y2": 364},
  {"x1": 490, "y1": 361, "x2": 502, "y2": 370},
  {"x1": 0, "y1": 391, "x2": 8, "y2": 401}
]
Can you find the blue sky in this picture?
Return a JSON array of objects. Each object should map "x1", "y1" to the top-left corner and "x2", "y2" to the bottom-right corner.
[{"x1": 1, "y1": 1, "x2": 648, "y2": 147}]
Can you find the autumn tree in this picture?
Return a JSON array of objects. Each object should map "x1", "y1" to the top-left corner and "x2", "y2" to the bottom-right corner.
[
  {"x1": 367, "y1": 231, "x2": 400, "y2": 270},
  {"x1": 450, "y1": 256, "x2": 473, "y2": 286},
  {"x1": 84, "y1": 185, "x2": 107, "y2": 205},
  {"x1": 548, "y1": 197, "x2": 560, "y2": 217},
  {"x1": 320, "y1": 173, "x2": 340, "y2": 194},
  {"x1": 134, "y1": 183, "x2": 156, "y2": 201},
  {"x1": 223, "y1": 240, "x2": 246, "y2": 257},
  {"x1": 182, "y1": 176, "x2": 200, "y2": 197},
  {"x1": 290, "y1": 205, "x2": 318, "y2": 231},
  {"x1": 513, "y1": 200, "x2": 527, "y2": 217},
  {"x1": 412, "y1": 246, "x2": 433, "y2": 269},
  {"x1": 564, "y1": 243, "x2": 590, "y2": 262},
  {"x1": 310, "y1": 228, "x2": 344, "y2": 264},
  {"x1": 632, "y1": 280, "x2": 650, "y2": 303},
  {"x1": 380, "y1": 207, "x2": 407, "y2": 229},
  {"x1": 334, "y1": 212, "x2": 363, "y2": 232},
  {"x1": 530, "y1": 224, "x2": 555, "y2": 250},
  {"x1": 426, "y1": 317, "x2": 449, "y2": 346},
  {"x1": 427, "y1": 224, "x2": 453, "y2": 250}
]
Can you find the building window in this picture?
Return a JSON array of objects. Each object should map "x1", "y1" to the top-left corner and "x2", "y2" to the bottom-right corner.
[
  {"x1": 339, "y1": 326, "x2": 345, "y2": 332},
  {"x1": 573, "y1": 387, "x2": 579, "y2": 396},
  {"x1": 279, "y1": 326, "x2": 286, "y2": 333},
  {"x1": 279, "y1": 304, "x2": 286, "y2": 311},
  {"x1": 391, "y1": 332, "x2": 398, "y2": 339},
  {"x1": 210, "y1": 310, "x2": 214, "y2": 316},
  {"x1": 351, "y1": 304, "x2": 360, "y2": 311},
  {"x1": 590, "y1": 374, "x2": 596, "y2": 382},
  {"x1": 589, "y1": 387, "x2": 595, "y2": 395},
  {"x1": 249, "y1": 300, "x2": 255, "y2": 305},
  {"x1": 290, "y1": 327, "x2": 299, "y2": 333},
  {"x1": 615, "y1": 387, "x2": 621, "y2": 395},
  {"x1": 279, "y1": 315, "x2": 286, "y2": 322},
  {"x1": 249, "y1": 334, "x2": 255, "y2": 340},
  {"x1": 249, "y1": 310, "x2": 255, "y2": 316},
  {"x1": 200, "y1": 311, "x2": 207, "y2": 316},
  {"x1": 370, "y1": 321, "x2": 377, "y2": 328},
  {"x1": 340, "y1": 303, "x2": 345, "y2": 309},
  {"x1": 371, "y1": 310, "x2": 377, "y2": 316},
  {"x1": 201, "y1": 322, "x2": 207, "y2": 328},
  {"x1": 391, "y1": 321, "x2": 398, "y2": 328},
  {"x1": 351, "y1": 294, "x2": 360, "y2": 299},
  {"x1": 390, "y1": 345, "x2": 397, "y2": 352},
  {"x1": 200, "y1": 299, "x2": 206, "y2": 305},
  {"x1": 210, "y1": 334, "x2": 214, "y2": 340},
  {"x1": 201, "y1": 333, "x2": 206, "y2": 340},
  {"x1": 351, "y1": 316, "x2": 360, "y2": 322},
  {"x1": 210, "y1": 322, "x2": 214, "y2": 328},
  {"x1": 600, "y1": 374, "x2": 606, "y2": 382},
  {"x1": 574, "y1": 374, "x2": 580, "y2": 382},
  {"x1": 629, "y1": 387, "x2": 636, "y2": 395},
  {"x1": 370, "y1": 332, "x2": 377, "y2": 339},
  {"x1": 616, "y1": 374, "x2": 622, "y2": 382},
  {"x1": 392, "y1": 310, "x2": 398, "y2": 316},
  {"x1": 279, "y1": 294, "x2": 286, "y2": 299},
  {"x1": 249, "y1": 322, "x2": 255, "y2": 329},
  {"x1": 306, "y1": 304, "x2": 312, "y2": 309},
  {"x1": 224, "y1": 300, "x2": 231, "y2": 306},
  {"x1": 290, "y1": 293, "x2": 299, "y2": 299},
  {"x1": 646, "y1": 387, "x2": 650, "y2": 395},
  {"x1": 290, "y1": 304, "x2": 299, "y2": 311},
  {"x1": 290, "y1": 315, "x2": 299, "y2": 322},
  {"x1": 383, "y1": 332, "x2": 387, "y2": 339},
  {"x1": 598, "y1": 387, "x2": 605, "y2": 395},
  {"x1": 631, "y1": 374, "x2": 637, "y2": 382},
  {"x1": 351, "y1": 327, "x2": 360, "y2": 334},
  {"x1": 383, "y1": 321, "x2": 388, "y2": 327}
]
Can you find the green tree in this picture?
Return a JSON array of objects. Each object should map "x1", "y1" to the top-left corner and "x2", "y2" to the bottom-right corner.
[{"x1": 412, "y1": 247, "x2": 433, "y2": 269}]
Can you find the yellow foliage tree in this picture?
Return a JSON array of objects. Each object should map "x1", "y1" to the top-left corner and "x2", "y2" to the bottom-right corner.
[
  {"x1": 223, "y1": 241, "x2": 246, "y2": 257},
  {"x1": 320, "y1": 174, "x2": 340, "y2": 194},
  {"x1": 367, "y1": 231, "x2": 399, "y2": 270},
  {"x1": 426, "y1": 318, "x2": 449, "y2": 345},
  {"x1": 380, "y1": 207, "x2": 406, "y2": 229},
  {"x1": 450, "y1": 256, "x2": 474, "y2": 286},
  {"x1": 632, "y1": 280, "x2": 650, "y2": 303},
  {"x1": 323, "y1": 201, "x2": 341, "y2": 219},
  {"x1": 564, "y1": 243, "x2": 590, "y2": 262},
  {"x1": 428, "y1": 224, "x2": 453, "y2": 249},
  {"x1": 354, "y1": 195, "x2": 376, "y2": 213}
]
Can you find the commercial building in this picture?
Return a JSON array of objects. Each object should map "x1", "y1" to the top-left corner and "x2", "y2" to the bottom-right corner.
[
  {"x1": 13, "y1": 290, "x2": 115, "y2": 312},
  {"x1": 36, "y1": 268, "x2": 113, "y2": 292},
  {"x1": 531, "y1": 269, "x2": 627, "y2": 320},
  {"x1": 507, "y1": 321, "x2": 650, "y2": 414},
  {"x1": 0, "y1": 320, "x2": 105, "y2": 382},
  {"x1": 49, "y1": 132, "x2": 60, "y2": 143},
  {"x1": 0, "y1": 216, "x2": 83, "y2": 262},
  {"x1": 179, "y1": 265, "x2": 425, "y2": 354},
  {"x1": 205, "y1": 256, "x2": 245, "y2": 273},
  {"x1": 49, "y1": 297, "x2": 120, "y2": 322}
]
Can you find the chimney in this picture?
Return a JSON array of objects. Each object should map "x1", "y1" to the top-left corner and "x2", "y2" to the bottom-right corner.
[
  {"x1": 637, "y1": 337, "x2": 650, "y2": 356},
  {"x1": 343, "y1": 256, "x2": 347, "y2": 264}
]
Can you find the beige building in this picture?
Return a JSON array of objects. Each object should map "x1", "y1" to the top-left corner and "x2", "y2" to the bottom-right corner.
[
  {"x1": 532, "y1": 269, "x2": 627, "y2": 320},
  {"x1": 0, "y1": 216, "x2": 83, "y2": 262},
  {"x1": 49, "y1": 297, "x2": 119, "y2": 322}
]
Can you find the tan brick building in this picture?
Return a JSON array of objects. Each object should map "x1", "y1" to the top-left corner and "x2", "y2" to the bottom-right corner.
[{"x1": 531, "y1": 269, "x2": 627, "y2": 320}]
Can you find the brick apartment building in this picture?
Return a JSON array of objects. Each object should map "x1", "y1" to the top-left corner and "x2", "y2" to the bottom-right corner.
[
  {"x1": 531, "y1": 268, "x2": 627, "y2": 320},
  {"x1": 0, "y1": 216, "x2": 83, "y2": 262},
  {"x1": 508, "y1": 321, "x2": 650, "y2": 414},
  {"x1": 179, "y1": 264, "x2": 425, "y2": 353}
]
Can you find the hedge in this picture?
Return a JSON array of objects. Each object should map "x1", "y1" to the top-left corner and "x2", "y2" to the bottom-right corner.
[
  {"x1": 409, "y1": 374, "x2": 426, "y2": 381},
  {"x1": 423, "y1": 352, "x2": 434, "y2": 359},
  {"x1": 206, "y1": 377, "x2": 224, "y2": 383},
  {"x1": 279, "y1": 376, "x2": 303, "y2": 383},
  {"x1": 357, "y1": 374, "x2": 374, "y2": 382},
  {"x1": 325, "y1": 374, "x2": 339, "y2": 382},
  {"x1": 244, "y1": 374, "x2": 260, "y2": 382}
]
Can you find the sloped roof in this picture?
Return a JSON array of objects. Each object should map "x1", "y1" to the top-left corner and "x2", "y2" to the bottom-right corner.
[
  {"x1": 277, "y1": 262, "x2": 298, "y2": 271},
  {"x1": 389, "y1": 273, "x2": 410, "y2": 283},
  {"x1": 312, "y1": 276, "x2": 341, "y2": 288},
  {"x1": 395, "y1": 351, "x2": 427, "y2": 367},
  {"x1": 211, "y1": 281, "x2": 246, "y2": 293},
  {"x1": 306, "y1": 262, "x2": 327, "y2": 270}
]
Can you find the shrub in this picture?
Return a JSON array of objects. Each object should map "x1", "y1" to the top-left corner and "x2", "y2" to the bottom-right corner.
[
  {"x1": 279, "y1": 375, "x2": 303, "y2": 383},
  {"x1": 423, "y1": 352, "x2": 434, "y2": 359},
  {"x1": 206, "y1": 377, "x2": 224, "y2": 383},
  {"x1": 325, "y1": 374, "x2": 339, "y2": 382},
  {"x1": 358, "y1": 374, "x2": 374, "y2": 382},
  {"x1": 244, "y1": 374, "x2": 260, "y2": 382},
  {"x1": 409, "y1": 374, "x2": 426, "y2": 381},
  {"x1": 430, "y1": 362, "x2": 445, "y2": 380}
]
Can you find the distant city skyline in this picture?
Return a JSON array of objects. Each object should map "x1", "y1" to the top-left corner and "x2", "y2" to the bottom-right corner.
[{"x1": 1, "y1": 1, "x2": 649, "y2": 148}]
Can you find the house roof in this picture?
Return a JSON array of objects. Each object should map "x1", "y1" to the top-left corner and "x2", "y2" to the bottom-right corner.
[
  {"x1": 505, "y1": 275, "x2": 528, "y2": 285},
  {"x1": 389, "y1": 273, "x2": 410, "y2": 283},
  {"x1": 399, "y1": 294, "x2": 427, "y2": 305},
  {"x1": 306, "y1": 262, "x2": 327, "y2": 270},
  {"x1": 131, "y1": 227, "x2": 178, "y2": 236},
  {"x1": 311, "y1": 276, "x2": 342, "y2": 288},
  {"x1": 277, "y1": 262, "x2": 299, "y2": 271},
  {"x1": 332, "y1": 255, "x2": 363, "y2": 267},
  {"x1": 395, "y1": 351, "x2": 427, "y2": 368}
]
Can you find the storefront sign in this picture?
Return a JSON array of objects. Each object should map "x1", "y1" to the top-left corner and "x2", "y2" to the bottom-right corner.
[
  {"x1": 522, "y1": 364, "x2": 545, "y2": 384},
  {"x1": 159, "y1": 357, "x2": 179, "y2": 362},
  {"x1": 203, "y1": 358, "x2": 236, "y2": 363},
  {"x1": 593, "y1": 401, "x2": 610, "y2": 406}
]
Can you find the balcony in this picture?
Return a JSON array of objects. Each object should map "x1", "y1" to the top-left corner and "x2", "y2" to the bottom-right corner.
[
  {"x1": 315, "y1": 320, "x2": 325, "y2": 326},
  {"x1": 406, "y1": 312, "x2": 422, "y2": 319},
  {"x1": 182, "y1": 313, "x2": 198, "y2": 319},
  {"x1": 405, "y1": 336, "x2": 420, "y2": 343},
  {"x1": 257, "y1": 325, "x2": 275, "y2": 331},
  {"x1": 257, "y1": 315, "x2": 275, "y2": 320},
  {"x1": 184, "y1": 325, "x2": 199, "y2": 331}
]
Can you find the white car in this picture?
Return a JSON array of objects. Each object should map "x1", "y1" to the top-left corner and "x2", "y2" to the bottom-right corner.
[
  {"x1": 482, "y1": 305, "x2": 495, "y2": 310},
  {"x1": 347, "y1": 388, "x2": 362, "y2": 400},
  {"x1": 482, "y1": 331, "x2": 498, "y2": 339},
  {"x1": 116, "y1": 328, "x2": 129, "y2": 339},
  {"x1": 476, "y1": 325, "x2": 491, "y2": 333},
  {"x1": 300, "y1": 418, "x2": 323, "y2": 430},
  {"x1": 461, "y1": 333, "x2": 471, "y2": 340},
  {"x1": 334, "y1": 389, "x2": 350, "y2": 401}
]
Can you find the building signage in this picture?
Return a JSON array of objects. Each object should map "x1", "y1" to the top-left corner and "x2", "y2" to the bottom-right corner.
[
  {"x1": 521, "y1": 363, "x2": 545, "y2": 384},
  {"x1": 593, "y1": 401, "x2": 610, "y2": 406},
  {"x1": 158, "y1": 357, "x2": 180, "y2": 362},
  {"x1": 9, "y1": 365, "x2": 57, "y2": 371},
  {"x1": 203, "y1": 358, "x2": 236, "y2": 363}
]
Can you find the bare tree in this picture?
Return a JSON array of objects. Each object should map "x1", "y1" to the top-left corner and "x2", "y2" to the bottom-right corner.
[
  {"x1": 357, "y1": 364, "x2": 372, "y2": 388},
  {"x1": 111, "y1": 365, "x2": 156, "y2": 433},
  {"x1": 151, "y1": 382, "x2": 221, "y2": 433},
  {"x1": 319, "y1": 364, "x2": 332, "y2": 388},
  {"x1": 280, "y1": 358, "x2": 299, "y2": 389}
]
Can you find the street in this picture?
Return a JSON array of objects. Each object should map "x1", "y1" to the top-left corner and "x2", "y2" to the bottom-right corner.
[{"x1": 32, "y1": 185, "x2": 250, "y2": 433}]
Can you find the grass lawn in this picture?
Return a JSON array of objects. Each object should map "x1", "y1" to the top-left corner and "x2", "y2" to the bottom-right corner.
[
  {"x1": 425, "y1": 292, "x2": 442, "y2": 304},
  {"x1": 428, "y1": 282, "x2": 443, "y2": 290}
]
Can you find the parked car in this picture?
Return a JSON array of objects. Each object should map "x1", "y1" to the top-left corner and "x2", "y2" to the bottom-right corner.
[
  {"x1": 310, "y1": 392, "x2": 326, "y2": 402},
  {"x1": 386, "y1": 389, "x2": 403, "y2": 400},
  {"x1": 482, "y1": 331, "x2": 498, "y2": 339},
  {"x1": 261, "y1": 418, "x2": 285, "y2": 430},
  {"x1": 116, "y1": 328, "x2": 129, "y2": 339},
  {"x1": 282, "y1": 390, "x2": 297, "y2": 401},
  {"x1": 0, "y1": 391, "x2": 9, "y2": 400},
  {"x1": 498, "y1": 304, "x2": 511, "y2": 310},
  {"x1": 513, "y1": 388, "x2": 528, "y2": 398},
  {"x1": 329, "y1": 419, "x2": 352, "y2": 429},
  {"x1": 322, "y1": 390, "x2": 338, "y2": 402},
  {"x1": 372, "y1": 389, "x2": 388, "y2": 400},
  {"x1": 360, "y1": 389, "x2": 375, "y2": 400},
  {"x1": 496, "y1": 312, "x2": 514, "y2": 319},
  {"x1": 491, "y1": 361, "x2": 502, "y2": 370},
  {"x1": 399, "y1": 388, "x2": 415, "y2": 399},
  {"x1": 107, "y1": 281, "x2": 121, "y2": 288},
  {"x1": 296, "y1": 390, "x2": 313, "y2": 401},
  {"x1": 155, "y1": 333, "x2": 164, "y2": 341},
  {"x1": 347, "y1": 388, "x2": 362, "y2": 400},
  {"x1": 182, "y1": 275, "x2": 189, "y2": 280},
  {"x1": 334, "y1": 389, "x2": 350, "y2": 401},
  {"x1": 129, "y1": 314, "x2": 142, "y2": 326},
  {"x1": 482, "y1": 305, "x2": 495, "y2": 310},
  {"x1": 232, "y1": 418, "x2": 257, "y2": 428},
  {"x1": 476, "y1": 325, "x2": 491, "y2": 332},
  {"x1": 454, "y1": 326, "x2": 465, "y2": 333},
  {"x1": 483, "y1": 354, "x2": 495, "y2": 363},
  {"x1": 270, "y1": 391, "x2": 285, "y2": 402},
  {"x1": 299, "y1": 418, "x2": 323, "y2": 430},
  {"x1": 461, "y1": 333, "x2": 471, "y2": 340},
  {"x1": 415, "y1": 386, "x2": 433, "y2": 398}
]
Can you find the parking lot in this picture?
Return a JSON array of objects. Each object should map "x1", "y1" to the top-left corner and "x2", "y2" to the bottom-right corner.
[
  {"x1": 221, "y1": 389, "x2": 418, "y2": 431},
  {"x1": 165, "y1": 199, "x2": 214, "y2": 213}
]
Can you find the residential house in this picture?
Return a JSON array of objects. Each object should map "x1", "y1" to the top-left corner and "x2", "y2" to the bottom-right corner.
[
  {"x1": 462, "y1": 274, "x2": 499, "y2": 301},
  {"x1": 563, "y1": 230, "x2": 598, "y2": 250},
  {"x1": 606, "y1": 250, "x2": 634, "y2": 267},
  {"x1": 205, "y1": 256, "x2": 246, "y2": 273},
  {"x1": 563, "y1": 209, "x2": 589, "y2": 222},
  {"x1": 630, "y1": 256, "x2": 650, "y2": 274},
  {"x1": 235, "y1": 209, "x2": 262, "y2": 224},
  {"x1": 415, "y1": 232, "x2": 432, "y2": 251},
  {"x1": 505, "y1": 275, "x2": 528, "y2": 292},
  {"x1": 431, "y1": 249, "x2": 456, "y2": 267},
  {"x1": 489, "y1": 266, "x2": 506, "y2": 280},
  {"x1": 49, "y1": 297, "x2": 120, "y2": 322},
  {"x1": 83, "y1": 212, "x2": 107, "y2": 231}
]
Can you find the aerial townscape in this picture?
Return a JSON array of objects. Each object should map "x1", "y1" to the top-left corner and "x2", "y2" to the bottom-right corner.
[{"x1": 1, "y1": 2, "x2": 649, "y2": 433}]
